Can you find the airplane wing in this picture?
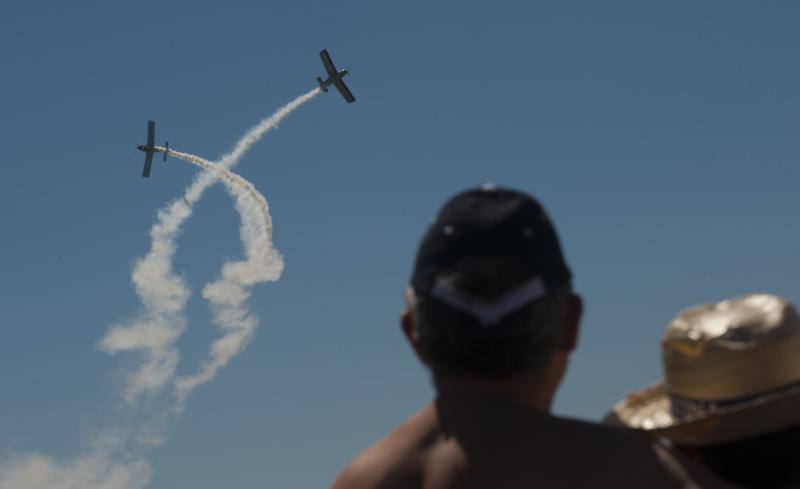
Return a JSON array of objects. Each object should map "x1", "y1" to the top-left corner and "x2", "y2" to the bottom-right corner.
[
  {"x1": 319, "y1": 50, "x2": 338, "y2": 76},
  {"x1": 142, "y1": 152, "x2": 154, "y2": 178},
  {"x1": 334, "y1": 79, "x2": 356, "y2": 103},
  {"x1": 147, "y1": 120, "x2": 155, "y2": 146}
]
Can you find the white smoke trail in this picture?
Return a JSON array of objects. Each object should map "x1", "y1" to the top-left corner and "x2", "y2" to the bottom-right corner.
[
  {"x1": 167, "y1": 150, "x2": 283, "y2": 404},
  {"x1": 0, "y1": 161, "x2": 275, "y2": 489},
  {"x1": 0, "y1": 88, "x2": 320, "y2": 489},
  {"x1": 0, "y1": 423, "x2": 157, "y2": 489},
  {"x1": 0, "y1": 447, "x2": 151, "y2": 489},
  {"x1": 184, "y1": 88, "x2": 320, "y2": 207},
  {"x1": 101, "y1": 87, "x2": 319, "y2": 402}
]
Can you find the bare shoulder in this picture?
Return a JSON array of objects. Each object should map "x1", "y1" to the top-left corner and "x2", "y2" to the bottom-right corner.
[
  {"x1": 555, "y1": 416, "x2": 739, "y2": 489},
  {"x1": 331, "y1": 402, "x2": 739, "y2": 489},
  {"x1": 331, "y1": 405, "x2": 439, "y2": 489}
]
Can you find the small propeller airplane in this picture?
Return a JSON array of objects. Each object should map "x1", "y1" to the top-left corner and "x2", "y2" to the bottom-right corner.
[
  {"x1": 137, "y1": 120, "x2": 170, "y2": 178},
  {"x1": 316, "y1": 49, "x2": 355, "y2": 103}
]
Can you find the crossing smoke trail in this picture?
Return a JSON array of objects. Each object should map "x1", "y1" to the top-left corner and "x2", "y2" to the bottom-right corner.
[
  {"x1": 0, "y1": 88, "x2": 320, "y2": 489},
  {"x1": 167, "y1": 149, "x2": 282, "y2": 404},
  {"x1": 0, "y1": 162, "x2": 274, "y2": 489},
  {"x1": 101, "y1": 87, "x2": 319, "y2": 403}
]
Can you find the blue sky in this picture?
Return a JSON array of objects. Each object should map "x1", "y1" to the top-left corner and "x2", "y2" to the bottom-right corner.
[{"x1": 1, "y1": 1, "x2": 799, "y2": 488}]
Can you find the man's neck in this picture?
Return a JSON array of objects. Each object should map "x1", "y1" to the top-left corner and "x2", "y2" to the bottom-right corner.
[{"x1": 433, "y1": 370, "x2": 558, "y2": 412}]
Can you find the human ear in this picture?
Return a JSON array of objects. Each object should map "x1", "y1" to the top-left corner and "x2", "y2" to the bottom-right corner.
[{"x1": 401, "y1": 288, "x2": 428, "y2": 364}]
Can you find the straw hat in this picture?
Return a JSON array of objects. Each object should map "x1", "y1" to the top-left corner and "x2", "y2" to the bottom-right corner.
[{"x1": 608, "y1": 294, "x2": 800, "y2": 446}]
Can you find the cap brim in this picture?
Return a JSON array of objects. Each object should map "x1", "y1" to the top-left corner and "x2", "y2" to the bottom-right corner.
[{"x1": 608, "y1": 380, "x2": 800, "y2": 446}]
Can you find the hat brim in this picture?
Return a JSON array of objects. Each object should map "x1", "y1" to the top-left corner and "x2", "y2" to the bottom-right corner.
[{"x1": 607, "y1": 380, "x2": 800, "y2": 446}]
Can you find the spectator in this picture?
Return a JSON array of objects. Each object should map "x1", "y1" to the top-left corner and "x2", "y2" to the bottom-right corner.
[
  {"x1": 608, "y1": 293, "x2": 800, "y2": 488},
  {"x1": 332, "y1": 185, "x2": 735, "y2": 489}
]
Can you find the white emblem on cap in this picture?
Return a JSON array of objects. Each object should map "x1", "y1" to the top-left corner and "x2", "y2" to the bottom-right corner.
[{"x1": 430, "y1": 276, "x2": 547, "y2": 326}]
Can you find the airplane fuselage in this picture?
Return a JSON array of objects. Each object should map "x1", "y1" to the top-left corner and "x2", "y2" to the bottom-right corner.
[
  {"x1": 137, "y1": 144, "x2": 167, "y2": 154},
  {"x1": 138, "y1": 120, "x2": 170, "y2": 177},
  {"x1": 317, "y1": 69, "x2": 348, "y2": 92}
]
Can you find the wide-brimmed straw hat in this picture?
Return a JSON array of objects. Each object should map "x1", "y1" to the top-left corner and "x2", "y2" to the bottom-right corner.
[{"x1": 608, "y1": 294, "x2": 800, "y2": 446}]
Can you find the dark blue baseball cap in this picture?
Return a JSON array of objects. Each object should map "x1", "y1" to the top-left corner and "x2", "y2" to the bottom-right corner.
[{"x1": 411, "y1": 185, "x2": 572, "y2": 309}]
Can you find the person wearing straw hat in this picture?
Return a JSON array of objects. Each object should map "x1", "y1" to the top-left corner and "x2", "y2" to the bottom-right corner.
[
  {"x1": 332, "y1": 186, "x2": 737, "y2": 489},
  {"x1": 608, "y1": 294, "x2": 800, "y2": 488}
]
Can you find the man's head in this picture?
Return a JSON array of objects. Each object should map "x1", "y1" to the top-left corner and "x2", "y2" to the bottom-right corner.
[
  {"x1": 608, "y1": 294, "x2": 800, "y2": 487},
  {"x1": 401, "y1": 186, "x2": 581, "y2": 390}
]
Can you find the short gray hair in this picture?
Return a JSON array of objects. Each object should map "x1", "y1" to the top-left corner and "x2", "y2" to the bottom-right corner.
[{"x1": 409, "y1": 256, "x2": 571, "y2": 379}]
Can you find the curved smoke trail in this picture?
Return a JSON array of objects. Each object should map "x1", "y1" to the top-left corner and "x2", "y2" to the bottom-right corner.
[
  {"x1": 168, "y1": 150, "x2": 282, "y2": 405},
  {"x1": 0, "y1": 88, "x2": 320, "y2": 489},
  {"x1": 0, "y1": 163, "x2": 276, "y2": 489},
  {"x1": 101, "y1": 87, "x2": 319, "y2": 403}
]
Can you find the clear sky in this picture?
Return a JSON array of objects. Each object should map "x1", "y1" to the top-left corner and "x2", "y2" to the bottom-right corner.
[{"x1": 1, "y1": 1, "x2": 798, "y2": 488}]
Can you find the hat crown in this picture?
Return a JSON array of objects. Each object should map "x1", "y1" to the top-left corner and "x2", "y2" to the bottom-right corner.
[
  {"x1": 411, "y1": 186, "x2": 571, "y2": 300},
  {"x1": 662, "y1": 294, "x2": 800, "y2": 400}
]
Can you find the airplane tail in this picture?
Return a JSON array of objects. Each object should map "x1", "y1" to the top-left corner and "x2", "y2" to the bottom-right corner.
[
  {"x1": 316, "y1": 76, "x2": 328, "y2": 92},
  {"x1": 164, "y1": 142, "x2": 169, "y2": 161}
]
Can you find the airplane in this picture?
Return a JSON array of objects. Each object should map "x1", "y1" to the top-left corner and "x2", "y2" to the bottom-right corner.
[
  {"x1": 316, "y1": 49, "x2": 356, "y2": 103},
  {"x1": 137, "y1": 120, "x2": 170, "y2": 178}
]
